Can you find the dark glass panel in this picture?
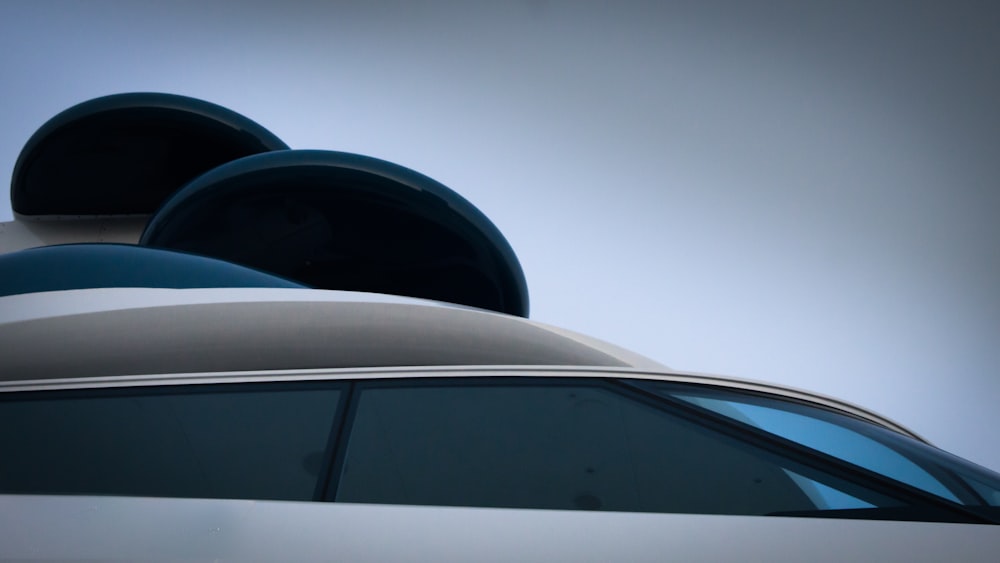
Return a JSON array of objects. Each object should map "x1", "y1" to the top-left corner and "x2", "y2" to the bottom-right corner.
[
  {"x1": 140, "y1": 151, "x2": 529, "y2": 316},
  {"x1": 12, "y1": 92, "x2": 287, "y2": 216},
  {"x1": 335, "y1": 381, "x2": 890, "y2": 516},
  {"x1": 0, "y1": 385, "x2": 340, "y2": 500}
]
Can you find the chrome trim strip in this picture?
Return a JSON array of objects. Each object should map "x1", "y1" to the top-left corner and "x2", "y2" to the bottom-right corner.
[{"x1": 0, "y1": 365, "x2": 925, "y2": 442}]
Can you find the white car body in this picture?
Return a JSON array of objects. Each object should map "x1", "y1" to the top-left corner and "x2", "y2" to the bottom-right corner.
[{"x1": 2, "y1": 288, "x2": 1000, "y2": 561}]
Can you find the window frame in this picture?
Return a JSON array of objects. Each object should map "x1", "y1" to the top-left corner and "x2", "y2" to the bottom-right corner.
[
  {"x1": 321, "y1": 375, "x2": 994, "y2": 524},
  {"x1": 648, "y1": 381, "x2": 990, "y2": 504},
  {"x1": 618, "y1": 378, "x2": 995, "y2": 524},
  {"x1": 0, "y1": 368, "x2": 994, "y2": 524},
  {"x1": 0, "y1": 380, "x2": 350, "y2": 502}
]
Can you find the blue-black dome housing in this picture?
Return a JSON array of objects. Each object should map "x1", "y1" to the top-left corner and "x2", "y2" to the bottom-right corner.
[
  {"x1": 140, "y1": 150, "x2": 529, "y2": 317},
  {"x1": 7, "y1": 93, "x2": 529, "y2": 317},
  {"x1": 11, "y1": 92, "x2": 288, "y2": 217},
  {"x1": 0, "y1": 243, "x2": 305, "y2": 297}
]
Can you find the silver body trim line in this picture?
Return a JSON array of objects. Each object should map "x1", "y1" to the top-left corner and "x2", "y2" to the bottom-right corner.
[{"x1": 0, "y1": 364, "x2": 926, "y2": 442}]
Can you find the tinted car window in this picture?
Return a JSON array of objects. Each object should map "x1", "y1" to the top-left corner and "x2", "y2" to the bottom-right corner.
[
  {"x1": 2, "y1": 376, "x2": 993, "y2": 524},
  {"x1": 334, "y1": 380, "x2": 893, "y2": 515},
  {"x1": 673, "y1": 394, "x2": 960, "y2": 501},
  {"x1": 0, "y1": 384, "x2": 342, "y2": 500},
  {"x1": 654, "y1": 384, "x2": 1000, "y2": 511}
]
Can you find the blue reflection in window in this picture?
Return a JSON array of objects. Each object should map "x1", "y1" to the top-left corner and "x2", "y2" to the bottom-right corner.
[
  {"x1": 674, "y1": 395, "x2": 960, "y2": 502},
  {"x1": 783, "y1": 470, "x2": 875, "y2": 510}
]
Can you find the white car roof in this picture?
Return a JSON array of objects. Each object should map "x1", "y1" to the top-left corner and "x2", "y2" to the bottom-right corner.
[
  {"x1": 0, "y1": 286, "x2": 926, "y2": 441},
  {"x1": 0, "y1": 287, "x2": 664, "y2": 380}
]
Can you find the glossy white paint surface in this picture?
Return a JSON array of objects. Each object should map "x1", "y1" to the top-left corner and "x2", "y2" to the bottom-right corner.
[
  {"x1": 2, "y1": 287, "x2": 995, "y2": 557},
  {"x1": 0, "y1": 287, "x2": 925, "y2": 436},
  {"x1": 2, "y1": 495, "x2": 997, "y2": 562},
  {"x1": 0, "y1": 288, "x2": 665, "y2": 378}
]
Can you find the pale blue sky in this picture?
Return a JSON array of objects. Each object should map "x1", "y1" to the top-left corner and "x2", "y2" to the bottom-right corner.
[{"x1": 1, "y1": 1, "x2": 998, "y2": 470}]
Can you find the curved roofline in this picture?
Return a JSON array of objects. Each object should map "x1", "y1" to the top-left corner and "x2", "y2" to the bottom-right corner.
[
  {"x1": 0, "y1": 287, "x2": 921, "y2": 441},
  {"x1": 0, "y1": 287, "x2": 488, "y2": 324},
  {"x1": 0, "y1": 363, "x2": 924, "y2": 443},
  {"x1": 0, "y1": 288, "x2": 662, "y2": 380}
]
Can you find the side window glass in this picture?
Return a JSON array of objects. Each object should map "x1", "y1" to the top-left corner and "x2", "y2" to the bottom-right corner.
[
  {"x1": 669, "y1": 392, "x2": 962, "y2": 502},
  {"x1": 335, "y1": 381, "x2": 891, "y2": 515},
  {"x1": 966, "y1": 475, "x2": 1000, "y2": 506},
  {"x1": 783, "y1": 471, "x2": 875, "y2": 510},
  {"x1": 0, "y1": 385, "x2": 342, "y2": 500}
]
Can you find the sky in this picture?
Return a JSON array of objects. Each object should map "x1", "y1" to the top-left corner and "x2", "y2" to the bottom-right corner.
[{"x1": 0, "y1": 1, "x2": 998, "y2": 471}]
